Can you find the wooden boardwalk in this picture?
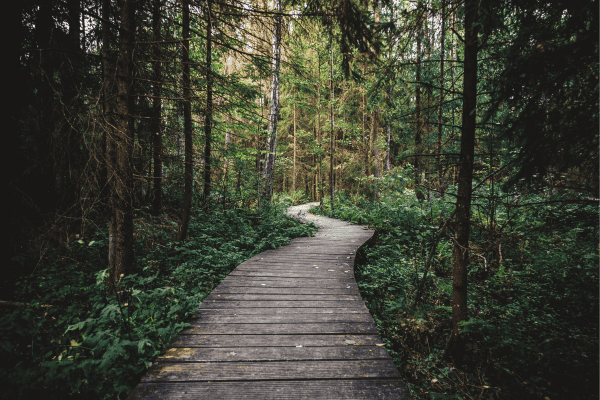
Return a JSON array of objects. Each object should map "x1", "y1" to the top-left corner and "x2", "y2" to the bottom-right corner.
[{"x1": 128, "y1": 203, "x2": 409, "y2": 399}]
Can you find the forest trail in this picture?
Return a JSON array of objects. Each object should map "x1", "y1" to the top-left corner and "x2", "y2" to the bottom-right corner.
[{"x1": 127, "y1": 203, "x2": 409, "y2": 399}]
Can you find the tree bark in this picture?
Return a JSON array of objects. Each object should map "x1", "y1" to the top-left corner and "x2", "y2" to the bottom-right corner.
[
  {"x1": 437, "y1": 0, "x2": 446, "y2": 195},
  {"x1": 110, "y1": 0, "x2": 136, "y2": 292},
  {"x1": 262, "y1": 0, "x2": 283, "y2": 202},
  {"x1": 63, "y1": 0, "x2": 83, "y2": 209},
  {"x1": 414, "y1": 0, "x2": 423, "y2": 191},
  {"x1": 177, "y1": 0, "x2": 193, "y2": 241},
  {"x1": 448, "y1": 0, "x2": 478, "y2": 364},
  {"x1": 293, "y1": 101, "x2": 297, "y2": 192},
  {"x1": 330, "y1": 34, "x2": 335, "y2": 213},
  {"x1": 204, "y1": 0, "x2": 214, "y2": 202},
  {"x1": 102, "y1": 0, "x2": 117, "y2": 277},
  {"x1": 151, "y1": 0, "x2": 163, "y2": 216},
  {"x1": 363, "y1": 63, "x2": 369, "y2": 177}
]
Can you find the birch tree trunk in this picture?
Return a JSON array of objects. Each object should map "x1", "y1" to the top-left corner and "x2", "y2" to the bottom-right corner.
[
  {"x1": 329, "y1": 35, "x2": 335, "y2": 213},
  {"x1": 262, "y1": 0, "x2": 282, "y2": 202}
]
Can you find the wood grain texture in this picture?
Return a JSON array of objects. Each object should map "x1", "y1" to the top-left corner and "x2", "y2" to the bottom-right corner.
[
  {"x1": 198, "y1": 300, "x2": 367, "y2": 309},
  {"x1": 141, "y1": 360, "x2": 401, "y2": 382},
  {"x1": 211, "y1": 287, "x2": 359, "y2": 295},
  {"x1": 127, "y1": 203, "x2": 408, "y2": 399},
  {"x1": 189, "y1": 313, "x2": 373, "y2": 324},
  {"x1": 195, "y1": 307, "x2": 365, "y2": 315},
  {"x1": 180, "y1": 322, "x2": 379, "y2": 335},
  {"x1": 128, "y1": 380, "x2": 410, "y2": 399},
  {"x1": 170, "y1": 334, "x2": 385, "y2": 347},
  {"x1": 156, "y1": 346, "x2": 390, "y2": 362},
  {"x1": 204, "y1": 293, "x2": 361, "y2": 301}
]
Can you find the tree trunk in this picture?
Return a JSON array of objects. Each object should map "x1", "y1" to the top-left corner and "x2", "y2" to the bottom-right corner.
[
  {"x1": 262, "y1": 0, "x2": 283, "y2": 202},
  {"x1": 151, "y1": 0, "x2": 163, "y2": 216},
  {"x1": 362, "y1": 63, "x2": 369, "y2": 177},
  {"x1": 329, "y1": 35, "x2": 335, "y2": 213},
  {"x1": 414, "y1": 0, "x2": 423, "y2": 191},
  {"x1": 177, "y1": 0, "x2": 193, "y2": 241},
  {"x1": 385, "y1": 83, "x2": 392, "y2": 173},
  {"x1": 204, "y1": 0, "x2": 214, "y2": 202},
  {"x1": 293, "y1": 101, "x2": 297, "y2": 192},
  {"x1": 102, "y1": 0, "x2": 117, "y2": 277},
  {"x1": 63, "y1": 0, "x2": 82, "y2": 209},
  {"x1": 110, "y1": 0, "x2": 136, "y2": 292},
  {"x1": 437, "y1": 0, "x2": 446, "y2": 195},
  {"x1": 448, "y1": 0, "x2": 478, "y2": 364}
]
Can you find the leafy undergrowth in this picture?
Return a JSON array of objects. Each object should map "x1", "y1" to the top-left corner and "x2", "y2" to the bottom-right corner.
[
  {"x1": 311, "y1": 176, "x2": 598, "y2": 399},
  {"x1": 0, "y1": 204, "x2": 317, "y2": 399}
]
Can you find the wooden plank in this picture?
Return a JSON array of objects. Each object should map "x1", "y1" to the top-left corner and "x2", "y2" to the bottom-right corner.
[
  {"x1": 199, "y1": 300, "x2": 367, "y2": 309},
  {"x1": 128, "y1": 380, "x2": 410, "y2": 399},
  {"x1": 180, "y1": 322, "x2": 378, "y2": 335},
  {"x1": 195, "y1": 308, "x2": 367, "y2": 315},
  {"x1": 141, "y1": 360, "x2": 401, "y2": 382},
  {"x1": 170, "y1": 334, "x2": 385, "y2": 347},
  {"x1": 189, "y1": 313, "x2": 373, "y2": 324},
  {"x1": 211, "y1": 287, "x2": 359, "y2": 295},
  {"x1": 219, "y1": 278, "x2": 358, "y2": 288},
  {"x1": 204, "y1": 294, "x2": 361, "y2": 301},
  {"x1": 157, "y1": 346, "x2": 390, "y2": 362},
  {"x1": 234, "y1": 265, "x2": 355, "y2": 271},
  {"x1": 228, "y1": 272, "x2": 356, "y2": 278},
  {"x1": 235, "y1": 262, "x2": 354, "y2": 268},
  {"x1": 222, "y1": 276, "x2": 355, "y2": 283}
]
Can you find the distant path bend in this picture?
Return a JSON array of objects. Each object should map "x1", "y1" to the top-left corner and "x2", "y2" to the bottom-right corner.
[{"x1": 128, "y1": 202, "x2": 410, "y2": 399}]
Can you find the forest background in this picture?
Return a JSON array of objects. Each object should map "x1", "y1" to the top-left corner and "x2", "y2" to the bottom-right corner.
[{"x1": 2, "y1": 0, "x2": 598, "y2": 399}]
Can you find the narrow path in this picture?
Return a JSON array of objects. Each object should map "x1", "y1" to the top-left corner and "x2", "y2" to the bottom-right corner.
[{"x1": 128, "y1": 203, "x2": 409, "y2": 399}]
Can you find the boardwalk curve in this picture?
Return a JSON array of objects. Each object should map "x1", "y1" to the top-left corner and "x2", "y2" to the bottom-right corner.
[{"x1": 128, "y1": 203, "x2": 409, "y2": 399}]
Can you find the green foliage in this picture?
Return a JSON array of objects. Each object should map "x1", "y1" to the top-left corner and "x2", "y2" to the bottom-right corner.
[
  {"x1": 311, "y1": 170, "x2": 599, "y2": 400},
  {"x1": 0, "y1": 205, "x2": 317, "y2": 399},
  {"x1": 272, "y1": 190, "x2": 311, "y2": 208}
]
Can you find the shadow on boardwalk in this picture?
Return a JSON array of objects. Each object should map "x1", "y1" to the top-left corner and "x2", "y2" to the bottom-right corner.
[{"x1": 128, "y1": 203, "x2": 410, "y2": 399}]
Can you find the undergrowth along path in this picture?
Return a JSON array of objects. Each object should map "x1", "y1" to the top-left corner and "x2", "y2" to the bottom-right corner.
[{"x1": 128, "y1": 203, "x2": 409, "y2": 399}]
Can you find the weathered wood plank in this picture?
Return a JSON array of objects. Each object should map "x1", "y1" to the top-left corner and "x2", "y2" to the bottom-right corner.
[
  {"x1": 180, "y1": 322, "x2": 378, "y2": 335},
  {"x1": 128, "y1": 380, "x2": 410, "y2": 399},
  {"x1": 189, "y1": 313, "x2": 373, "y2": 324},
  {"x1": 141, "y1": 360, "x2": 401, "y2": 382},
  {"x1": 211, "y1": 287, "x2": 359, "y2": 295},
  {"x1": 228, "y1": 271, "x2": 356, "y2": 278},
  {"x1": 204, "y1": 294, "x2": 361, "y2": 301},
  {"x1": 195, "y1": 307, "x2": 366, "y2": 315},
  {"x1": 199, "y1": 300, "x2": 367, "y2": 309},
  {"x1": 219, "y1": 278, "x2": 358, "y2": 288},
  {"x1": 232, "y1": 265, "x2": 353, "y2": 269},
  {"x1": 157, "y1": 346, "x2": 390, "y2": 362},
  {"x1": 170, "y1": 334, "x2": 384, "y2": 347}
]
